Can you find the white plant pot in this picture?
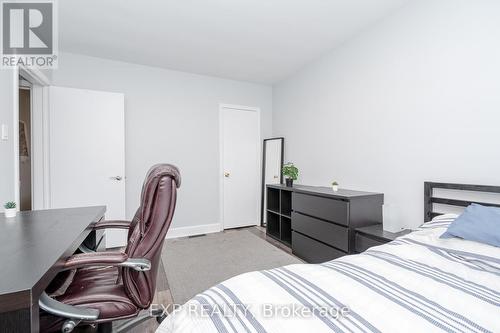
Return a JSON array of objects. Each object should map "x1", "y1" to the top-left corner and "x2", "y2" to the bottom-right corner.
[
  {"x1": 4, "y1": 208, "x2": 16, "y2": 218},
  {"x1": 332, "y1": 185, "x2": 339, "y2": 192}
]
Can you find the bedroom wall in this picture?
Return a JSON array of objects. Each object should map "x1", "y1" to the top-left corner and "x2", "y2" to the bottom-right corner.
[
  {"x1": 47, "y1": 52, "x2": 273, "y2": 236},
  {"x1": 273, "y1": 0, "x2": 500, "y2": 231}
]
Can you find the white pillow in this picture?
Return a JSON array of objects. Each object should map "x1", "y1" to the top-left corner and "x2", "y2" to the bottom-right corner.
[{"x1": 431, "y1": 213, "x2": 459, "y2": 222}]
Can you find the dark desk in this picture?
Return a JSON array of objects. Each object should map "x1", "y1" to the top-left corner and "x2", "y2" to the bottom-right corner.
[{"x1": 0, "y1": 206, "x2": 106, "y2": 333}]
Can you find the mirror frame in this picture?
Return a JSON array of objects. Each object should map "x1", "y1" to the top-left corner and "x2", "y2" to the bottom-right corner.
[{"x1": 260, "y1": 137, "x2": 284, "y2": 226}]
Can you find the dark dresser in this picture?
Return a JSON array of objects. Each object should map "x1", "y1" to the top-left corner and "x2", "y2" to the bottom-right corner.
[{"x1": 266, "y1": 184, "x2": 383, "y2": 263}]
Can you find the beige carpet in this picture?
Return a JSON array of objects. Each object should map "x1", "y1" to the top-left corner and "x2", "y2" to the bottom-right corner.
[{"x1": 161, "y1": 229, "x2": 302, "y2": 304}]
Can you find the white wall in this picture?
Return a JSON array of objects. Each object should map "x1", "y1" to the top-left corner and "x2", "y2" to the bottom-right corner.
[
  {"x1": 273, "y1": 0, "x2": 500, "y2": 231},
  {"x1": 0, "y1": 69, "x2": 16, "y2": 208},
  {"x1": 48, "y1": 53, "x2": 272, "y2": 234}
]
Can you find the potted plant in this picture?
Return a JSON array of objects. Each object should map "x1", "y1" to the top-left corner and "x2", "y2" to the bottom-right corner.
[
  {"x1": 4, "y1": 202, "x2": 17, "y2": 218},
  {"x1": 282, "y1": 163, "x2": 299, "y2": 187},
  {"x1": 331, "y1": 181, "x2": 339, "y2": 192}
]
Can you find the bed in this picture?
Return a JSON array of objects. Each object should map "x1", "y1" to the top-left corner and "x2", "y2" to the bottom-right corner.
[{"x1": 158, "y1": 182, "x2": 500, "y2": 333}]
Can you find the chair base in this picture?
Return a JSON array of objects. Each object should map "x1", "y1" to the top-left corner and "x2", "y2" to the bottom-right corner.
[{"x1": 111, "y1": 308, "x2": 166, "y2": 333}]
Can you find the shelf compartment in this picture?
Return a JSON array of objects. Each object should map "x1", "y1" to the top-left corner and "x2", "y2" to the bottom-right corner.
[
  {"x1": 267, "y1": 187, "x2": 280, "y2": 213},
  {"x1": 266, "y1": 211, "x2": 280, "y2": 239},
  {"x1": 281, "y1": 190, "x2": 292, "y2": 217},
  {"x1": 280, "y1": 216, "x2": 292, "y2": 245}
]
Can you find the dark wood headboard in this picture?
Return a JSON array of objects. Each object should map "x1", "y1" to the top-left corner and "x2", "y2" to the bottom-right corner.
[{"x1": 424, "y1": 182, "x2": 500, "y2": 222}]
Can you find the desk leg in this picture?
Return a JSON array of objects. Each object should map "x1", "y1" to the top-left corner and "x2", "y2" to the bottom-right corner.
[
  {"x1": 81, "y1": 229, "x2": 106, "y2": 252},
  {"x1": 0, "y1": 307, "x2": 34, "y2": 333}
]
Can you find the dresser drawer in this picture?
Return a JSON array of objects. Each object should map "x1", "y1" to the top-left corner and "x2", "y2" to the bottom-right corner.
[
  {"x1": 293, "y1": 193, "x2": 349, "y2": 225},
  {"x1": 354, "y1": 233, "x2": 385, "y2": 253},
  {"x1": 292, "y1": 212, "x2": 348, "y2": 251},
  {"x1": 292, "y1": 231, "x2": 346, "y2": 263}
]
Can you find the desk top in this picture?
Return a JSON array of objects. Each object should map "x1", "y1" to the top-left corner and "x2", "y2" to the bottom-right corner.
[{"x1": 0, "y1": 206, "x2": 106, "y2": 312}]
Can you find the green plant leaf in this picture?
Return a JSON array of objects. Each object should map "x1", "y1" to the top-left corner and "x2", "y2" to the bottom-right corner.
[
  {"x1": 4, "y1": 201, "x2": 16, "y2": 209},
  {"x1": 282, "y1": 163, "x2": 299, "y2": 180}
]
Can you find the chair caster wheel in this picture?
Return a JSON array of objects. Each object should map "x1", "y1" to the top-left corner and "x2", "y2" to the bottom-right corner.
[
  {"x1": 156, "y1": 313, "x2": 167, "y2": 324},
  {"x1": 62, "y1": 319, "x2": 79, "y2": 333}
]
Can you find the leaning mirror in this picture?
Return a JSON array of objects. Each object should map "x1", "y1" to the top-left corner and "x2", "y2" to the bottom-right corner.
[{"x1": 260, "y1": 137, "x2": 284, "y2": 226}]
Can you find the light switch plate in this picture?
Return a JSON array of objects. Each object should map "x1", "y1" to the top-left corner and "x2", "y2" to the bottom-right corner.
[{"x1": 1, "y1": 124, "x2": 8, "y2": 140}]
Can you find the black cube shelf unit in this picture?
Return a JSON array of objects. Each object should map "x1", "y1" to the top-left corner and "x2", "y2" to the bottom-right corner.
[
  {"x1": 266, "y1": 184, "x2": 384, "y2": 263},
  {"x1": 266, "y1": 186, "x2": 293, "y2": 246}
]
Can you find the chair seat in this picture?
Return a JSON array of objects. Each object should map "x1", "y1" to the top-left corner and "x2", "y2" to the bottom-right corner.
[{"x1": 40, "y1": 266, "x2": 140, "y2": 332}]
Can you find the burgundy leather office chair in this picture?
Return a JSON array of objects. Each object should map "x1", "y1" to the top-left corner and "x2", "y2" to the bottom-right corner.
[{"x1": 39, "y1": 164, "x2": 181, "y2": 333}]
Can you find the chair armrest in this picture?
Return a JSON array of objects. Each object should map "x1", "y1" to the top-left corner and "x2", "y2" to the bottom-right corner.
[
  {"x1": 39, "y1": 292, "x2": 99, "y2": 321},
  {"x1": 93, "y1": 220, "x2": 131, "y2": 230},
  {"x1": 64, "y1": 252, "x2": 151, "y2": 271}
]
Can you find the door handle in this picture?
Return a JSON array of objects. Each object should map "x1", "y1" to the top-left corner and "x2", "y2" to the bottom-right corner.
[
  {"x1": 110, "y1": 176, "x2": 123, "y2": 181},
  {"x1": 224, "y1": 172, "x2": 230, "y2": 178}
]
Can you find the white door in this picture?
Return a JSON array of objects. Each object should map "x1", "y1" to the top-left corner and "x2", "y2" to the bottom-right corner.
[
  {"x1": 221, "y1": 105, "x2": 260, "y2": 229},
  {"x1": 48, "y1": 86, "x2": 126, "y2": 248}
]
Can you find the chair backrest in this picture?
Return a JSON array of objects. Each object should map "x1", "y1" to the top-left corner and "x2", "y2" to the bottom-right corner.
[{"x1": 122, "y1": 164, "x2": 181, "y2": 308}]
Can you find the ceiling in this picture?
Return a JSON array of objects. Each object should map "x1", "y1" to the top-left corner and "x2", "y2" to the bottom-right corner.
[{"x1": 59, "y1": 0, "x2": 410, "y2": 84}]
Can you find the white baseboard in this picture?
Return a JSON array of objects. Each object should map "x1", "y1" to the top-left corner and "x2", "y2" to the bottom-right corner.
[{"x1": 166, "y1": 223, "x2": 223, "y2": 239}]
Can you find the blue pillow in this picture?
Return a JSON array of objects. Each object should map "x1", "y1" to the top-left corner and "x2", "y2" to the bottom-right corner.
[{"x1": 440, "y1": 204, "x2": 500, "y2": 247}]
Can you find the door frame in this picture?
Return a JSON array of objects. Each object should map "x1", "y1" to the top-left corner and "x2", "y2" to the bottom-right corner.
[
  {"x1": 219, "y1": 103, "x2": 261, "y2": 230},
  {"x1": 13, "y1": 67, "x2": 50, "y2": 210}
]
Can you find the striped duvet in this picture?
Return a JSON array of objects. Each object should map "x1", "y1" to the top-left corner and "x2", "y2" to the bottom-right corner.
[{"x1": 158, "y1": 218, "x2": 500, "y2": 333}]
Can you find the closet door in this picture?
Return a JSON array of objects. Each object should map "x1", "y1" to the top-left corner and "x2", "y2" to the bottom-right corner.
[
  {"x1": 49, "y1": 86, "x2": 126, "y2": 248},
  {"x1": 221, "y1": 105, "x2": 260, "y2": 229}
]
